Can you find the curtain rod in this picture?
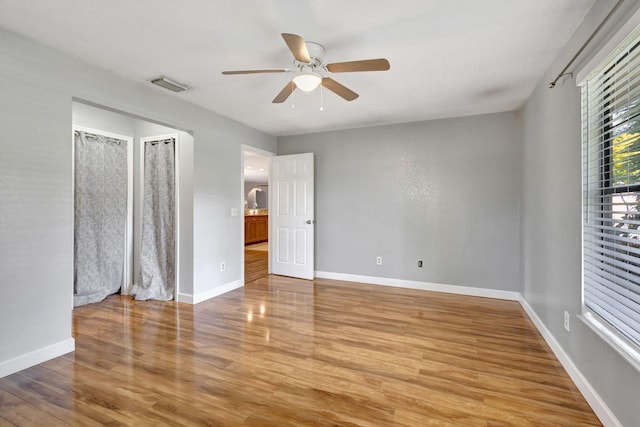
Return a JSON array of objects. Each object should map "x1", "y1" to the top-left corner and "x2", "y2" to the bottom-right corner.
[
  {"x1": 146, "y1": 138, "x2": 175, "y2": 145},
  {"x1": 548, "y1": 0, "x2": 624, "y2": 88},
  {"x1": 74, "y1": 129, "x2": 124, "y2": 145}
]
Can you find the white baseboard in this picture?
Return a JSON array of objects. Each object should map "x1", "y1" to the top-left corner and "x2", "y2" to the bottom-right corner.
[
  {"x1": 0, "y1": 338, "x2": 75, "y2": 379},
  {"x1": 314, "y1": 271, "x2": 520, "y2": 301},
  {"x1": 519, "y1": 298, "x2": 621, "y2": 427},
  {"x1": 177, "y1": 279, "x2": 243, "y2": 305}
]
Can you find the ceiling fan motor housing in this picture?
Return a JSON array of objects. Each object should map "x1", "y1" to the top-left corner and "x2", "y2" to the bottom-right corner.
[{"x1": 295, "y1": 42, "x2": 327, "y2": 73}]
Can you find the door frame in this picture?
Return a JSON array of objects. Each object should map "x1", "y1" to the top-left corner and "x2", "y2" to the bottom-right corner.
[
  {"x1": 71, "y1": 126, "x2": 134, "y2": 297},
  {"x1": 240, "y1": 145, "x2": 274, "y2": 285}
]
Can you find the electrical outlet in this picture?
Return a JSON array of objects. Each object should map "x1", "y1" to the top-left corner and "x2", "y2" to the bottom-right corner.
[
  {"x1": 564, "y1": 310, "x2": 570, "y2": 332},
  {"x1": 220, "y1": 262, "x2": 226, "y2": 272},
  {"x1": 376, "y1": 256, "x2": 382, "y2": 265},
  {"x1": 231, "y1": 208, "x2": 238, "y2": 217},
  {"x1": 417, "y1": 260, "x2": 423, "y2": 268}
]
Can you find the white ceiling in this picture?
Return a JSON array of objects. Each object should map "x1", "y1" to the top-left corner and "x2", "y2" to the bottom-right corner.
[
  {"x1": 0, "y1": 0, "x2": 595, "y2": 136},
  {"x1": 244, "y1": 151, "x2": 269, "y2": 183}
]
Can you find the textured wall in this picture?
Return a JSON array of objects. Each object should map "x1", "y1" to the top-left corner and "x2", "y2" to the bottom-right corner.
[
  {"x1": 0, "y1": 30, "x2": 74, "y2": 367},
  {"x1": 520, "y1": 1, "x2": 640, "y2": 425},
  {"x1": 278, "y1": 112, "x2": 521, "y2": 291},
  {"x1": 0, "y1": 27, "x2": 275, "y2": 370}
]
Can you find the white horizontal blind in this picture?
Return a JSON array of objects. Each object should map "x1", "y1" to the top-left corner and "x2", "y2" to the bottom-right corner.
[{"x1": 583, "y1": 30, "x2": 640, "y2": 349}]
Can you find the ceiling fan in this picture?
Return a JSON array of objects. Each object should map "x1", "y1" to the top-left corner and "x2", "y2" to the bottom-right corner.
[{"x1": 222, "y1": 33, "x2": 390, "y2": 103}]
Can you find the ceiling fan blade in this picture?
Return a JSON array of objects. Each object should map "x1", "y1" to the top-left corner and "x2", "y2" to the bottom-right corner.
[
  {"x1": 222, "y1": 69, "x2": 289, "y2": 75},
  {"x1": 272, "y1": 81, "x2": 297, "y2": 103},
  {"x1": 322, "y1": 78, "x2": 359, "y2": 101},
  {"x1": 281, "y1": 33, "x2": 311, "y2": 63},
  {"x1": 326, "y1": 58, "x2": 390, "y2": 73}
]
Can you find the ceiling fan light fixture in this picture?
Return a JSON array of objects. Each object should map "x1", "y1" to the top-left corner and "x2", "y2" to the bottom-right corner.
[{"x1": 293, "y1": 72, "x2": 322, "y2": 92}]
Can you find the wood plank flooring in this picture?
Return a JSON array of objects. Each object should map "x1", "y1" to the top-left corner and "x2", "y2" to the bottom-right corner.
[
  {"x1": 0, "y1": 276, "x2": 601, "y2": 426},
  {"x1": 245, "y1": 248, "x2": 268, "y2": 284}
]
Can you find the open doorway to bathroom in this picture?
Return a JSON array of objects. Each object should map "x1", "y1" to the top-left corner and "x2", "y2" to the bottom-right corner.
[{"x1": 243, "y1": 148, "x2": 272, "y2": 283}]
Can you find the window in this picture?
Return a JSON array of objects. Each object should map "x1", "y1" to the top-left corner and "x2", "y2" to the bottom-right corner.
[{"x1": 582, "y1": 29, "x2": 640, "y2": 358}]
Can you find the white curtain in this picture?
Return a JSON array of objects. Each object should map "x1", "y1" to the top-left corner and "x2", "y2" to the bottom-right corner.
[
  {"x1": 131, "y1": 138, "x2": 175, "y2": 301},
  {"x1": 74, "y1": 131, "x2": 127, "y2": 307}
]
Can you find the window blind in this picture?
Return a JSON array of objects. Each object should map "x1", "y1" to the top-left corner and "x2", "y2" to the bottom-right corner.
[{"x1": 583, "y1": 30, "x2": 640, "y2": 349}]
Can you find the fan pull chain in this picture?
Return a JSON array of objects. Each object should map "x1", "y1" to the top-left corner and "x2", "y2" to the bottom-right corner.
[
  {"x1": 320, "y1": 83, "x2": 324, "y2": 111},
  {"x1": 291, "y1": 81, "x2": 296, "y2": 109}
]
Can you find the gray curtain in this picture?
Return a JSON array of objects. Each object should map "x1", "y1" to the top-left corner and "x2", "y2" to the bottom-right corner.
[
  {"x1": 74, "y1": 131, "x2": 127, "y2": 307},
  {"x1": 131, "y1": 138, "x2": 175, "y2": 301}
]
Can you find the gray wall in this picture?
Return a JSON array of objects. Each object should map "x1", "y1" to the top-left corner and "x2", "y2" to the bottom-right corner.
[
  {"x1": 278, "y1": 112, "x2": 521, "y2": 291},
  {"x1": 521, "y1": 1, "x2": 640, "y2": 425},
  {"x1": 0, "y1": 27, "x2": 275, "y2": 368}
]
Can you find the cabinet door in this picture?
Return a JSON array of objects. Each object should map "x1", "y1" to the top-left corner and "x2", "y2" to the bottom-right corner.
[
  {"x1": 256, "y1": 216, "x2": 268, "y2": 242},
  {"x1": 245, "y1": 217, "x2": 258, "y2": 244}
]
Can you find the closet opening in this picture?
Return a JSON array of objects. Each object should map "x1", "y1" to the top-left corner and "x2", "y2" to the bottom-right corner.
[
  {"x1": 73, "y1": 127, "x2": 133, "y2": 306},
  {"x1": 72, "y1": 100, "x2": 193, "y2": 306}
]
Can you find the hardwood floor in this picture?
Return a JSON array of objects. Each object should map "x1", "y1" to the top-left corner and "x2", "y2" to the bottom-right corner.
[
  {"x1": 0, "y1": 277, "x2": 601, "y2": 426},
  {"x1": 245, "y1": 248, "x2": 268, "y2": 284}
]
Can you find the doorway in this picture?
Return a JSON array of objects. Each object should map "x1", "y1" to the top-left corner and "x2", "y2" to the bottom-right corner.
[
  {"x1": 241, "y1": 148, "x2": 316, "y2": 283},
  {"x1": 242, "y1": 147, "x2": 272, "y2": 283},
  {"x1": 72, "y1": 101, "x2": 192, "y2": 304}
]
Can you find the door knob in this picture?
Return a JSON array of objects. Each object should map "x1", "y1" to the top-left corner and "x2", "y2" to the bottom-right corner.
[{"x1": 306, "y1": 220, "x2": 315, "y2": 224}]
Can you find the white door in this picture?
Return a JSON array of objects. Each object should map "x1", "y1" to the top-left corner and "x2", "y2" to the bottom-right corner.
[{"x1": 271, "y1": 153, "x2": 314, "y2": 280}]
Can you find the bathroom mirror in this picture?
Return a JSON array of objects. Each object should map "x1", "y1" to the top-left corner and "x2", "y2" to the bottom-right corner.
[{"x1": 245, "y1": 184, "x2": 268, "y2": 210}]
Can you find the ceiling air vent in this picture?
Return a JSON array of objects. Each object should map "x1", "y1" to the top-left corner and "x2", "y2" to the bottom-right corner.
[{"x1": 150, "y1": 76, "x2": 190, "y2": 93}]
